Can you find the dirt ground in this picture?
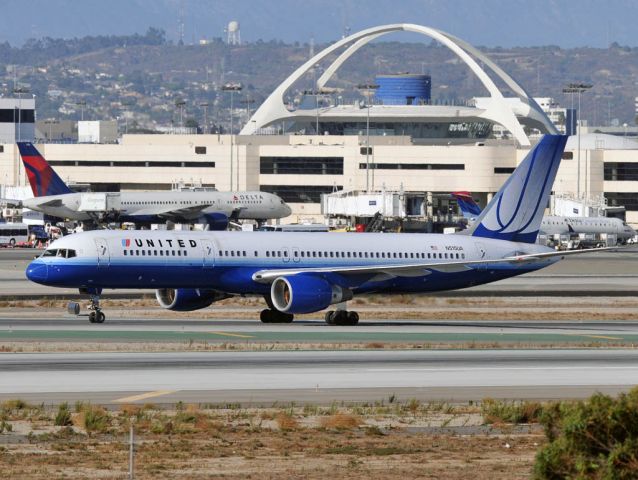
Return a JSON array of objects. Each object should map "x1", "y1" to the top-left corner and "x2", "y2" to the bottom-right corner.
[
  {"x1": 4, "y1": 294, "x2": 638, "y2": 321},
  {"x1": 0, "y1": 401, "x2": 543, "y2": 479}
]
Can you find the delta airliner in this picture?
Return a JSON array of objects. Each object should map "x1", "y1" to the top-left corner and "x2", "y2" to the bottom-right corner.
[
  {"x1": 26, "y1": 135, "x2": 618, "y2": 325},
  {"x1": 14, "y1": 143, "x2": 291, "y2": 228}
]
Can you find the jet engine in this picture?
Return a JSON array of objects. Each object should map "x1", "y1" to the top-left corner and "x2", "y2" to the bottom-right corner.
[
  {"x1": 155, "y1": 288, "x2": 231, "y2": 311},
  {"x1": 199, "y1": 212, "x2": 229, "y2": 231},
  {"x1": 270, "y1": 275, "x2": 352, "y2": 314}
]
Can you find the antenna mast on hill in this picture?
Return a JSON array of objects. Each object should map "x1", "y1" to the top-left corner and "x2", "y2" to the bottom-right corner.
[{"x1": 178, "y1": 0, "x2": 185, "y2": 45}]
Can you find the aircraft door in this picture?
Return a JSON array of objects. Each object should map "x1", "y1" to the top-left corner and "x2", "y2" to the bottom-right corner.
[
  {"x1": 292, "y1": 247, "x2": 300, "y2": 263},
  {"x1": 282, "y1": 247, "x2": 290, "y2": 263},
  {"x1": 95, "y1": 238, "x2": 110, "y2": 268},
  {"x1": 474, "y1": 242, "x2": 488, "y2": 270},
  {"x1": 201, "y1": 239, "x2": 215, "y2": 269}
]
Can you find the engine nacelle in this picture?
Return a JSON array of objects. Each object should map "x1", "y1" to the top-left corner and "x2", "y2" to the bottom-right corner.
[
  {"x1": 155, "y1": 288, "x2": 231, "y2": 312},
  {"x1": 270, "y1": 275, "x2": 353, "y2": 314},
  {"x1": 199, "y1": 212, "x2": 229, "y2": 231}
]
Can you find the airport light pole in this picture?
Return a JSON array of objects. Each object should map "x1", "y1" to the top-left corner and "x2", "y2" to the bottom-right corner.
[
  {"x1": 563, "y1": 83, "x2": 592, "y2": 200},
  {"x1": 75, "y1": 100, "x2": 86, "y2": 121},
  {"x1": 222, "y1": 82, "x2": 242, "y2": 190},
  {"x1": 175, "y1": 99, "x2": 186, "y2": 128},
  {"x1": 200, "y1": 102, "x2": 209, "y2": 134},
  {"x1": 357, "y1": 83, "x2": 379, "y2": 192},
  {"x1": 241, "y1": 96, "x2": 255, "y2": 119},
  {"x1": 13, "y1": 86, "x2": 29, "y2": 143}
]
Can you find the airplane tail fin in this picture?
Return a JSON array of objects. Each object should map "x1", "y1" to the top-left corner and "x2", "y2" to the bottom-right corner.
[
  {"x1": 468, "y1": 134, "x2": 568, "y2": 244},
  {"x1": 18, "y1": 142, "x2": 73, "y2": 197},
  {"x1": 451, "y1": 191, "x2": 482, "y2": 219}
]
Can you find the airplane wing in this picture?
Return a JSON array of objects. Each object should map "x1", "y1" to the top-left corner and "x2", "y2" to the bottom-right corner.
[
  {"x1": 130, "y1": 204, "x2": 216, "y2": 221},
  {"x1": 0, "y1": 198, "x2": 23, "y2": 208},
  {"x1": 252, "y1": 246, "x2": 625, "y2": 283},
  {"x1": 33, "y1": 198, "x2": 64, "y2": 208}
]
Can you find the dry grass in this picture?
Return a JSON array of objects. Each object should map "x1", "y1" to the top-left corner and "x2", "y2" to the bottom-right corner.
[
  {"x1": 275, "y1": 412, "x2": 299, "y2": 431},
  {"x1": 320, "y1": 413, "x2": 363, "y2": 430},
  {"x1": 0, "y1": 399, "x2": 542, "y2": 479}
]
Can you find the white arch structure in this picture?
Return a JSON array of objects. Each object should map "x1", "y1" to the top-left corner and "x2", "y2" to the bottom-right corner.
[{"x1": 240, "y1": 23, "x2": 557, "y2": 145}]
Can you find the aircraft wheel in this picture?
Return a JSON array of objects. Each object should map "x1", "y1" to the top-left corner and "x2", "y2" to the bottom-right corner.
[
  {"x1": 324, "y1": 310, "x2": 335, "y2": 325},
  {"x1": 332, "y1": 311, "x2": 349, "y2": 326},
  {"x1": 260, "y1": 309, "x2": 273, "y2": 323},
  {"x1": 9, "y1": 238, "x2": 15, "y2": 247},
  {"x1": 89, "y1": 311, "x2": 97, "y2": 323},
  {"x1": 95, "y1": 311, "x2": 106, "y2": 323},
  {"x1": 280, "y1": 313, "x2": 294, "y2": 323},
  {"x1": 347, "y1": 311, "x2": 359, "y2": 325}
]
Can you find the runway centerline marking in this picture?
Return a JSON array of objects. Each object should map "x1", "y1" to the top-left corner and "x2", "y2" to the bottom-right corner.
[
  {"x1": 113, "y1": 390, "x2": 176, "y2": 403},
  {"x1": 207, "y1": 331, "x2": 254, "y2": 338}
]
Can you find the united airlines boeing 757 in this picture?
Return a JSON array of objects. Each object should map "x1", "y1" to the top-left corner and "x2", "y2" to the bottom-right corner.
[{"x1": 26, "y1": 135, "x2": 617, "y2": 325}]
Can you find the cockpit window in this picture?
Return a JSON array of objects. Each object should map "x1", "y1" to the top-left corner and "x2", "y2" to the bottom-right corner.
[{"x1": 42, "y1": 249, "x2": 76, "y2": 258}]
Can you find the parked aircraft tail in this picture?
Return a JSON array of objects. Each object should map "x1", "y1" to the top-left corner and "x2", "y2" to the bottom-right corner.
[
  {"x1": 451, "y1": 191, "x2": 481, "y2": 219},
  {"x1": 468, "y1": 134, "x2": 568, "y2": 243},
  {"x1": 17, "y1": 142, "x2": 73, "y2": 197}
]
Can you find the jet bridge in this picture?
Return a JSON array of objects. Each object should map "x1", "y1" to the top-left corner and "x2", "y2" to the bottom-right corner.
[{"x1": 78, "y1": 193, "x2": 121, "y2": 212}]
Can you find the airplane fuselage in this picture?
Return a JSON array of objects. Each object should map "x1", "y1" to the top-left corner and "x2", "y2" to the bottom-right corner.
[
  {"x1": 27, "y1": 230, "x2": 559, "y2": 295},
  {"x1": 22, "y1": 190, "x2": 291, "y2": 223},
  {"x1": 541, "y1": 215, "x2": 635, "y2": 241}
]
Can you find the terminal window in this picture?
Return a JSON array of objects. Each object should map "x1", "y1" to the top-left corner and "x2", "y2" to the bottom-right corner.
[
  {"x1": 605, "y1": 192, "x2": 638, "y2": 211},
  {"x1": 604, "y1": 163, "x2": 638, "y2": 181},
  {"x1": 195, "y1": 146, "x2": 207, "y2": 154},
  {"x1": 260, "y1": 157, "x2": 344, "y2": 175},
  {"x1": 359, "y1": 163, "x2": 464, "y2": 170},
  {"x1": 494, "y1": 167, "x2": 515, "y2": 174}
]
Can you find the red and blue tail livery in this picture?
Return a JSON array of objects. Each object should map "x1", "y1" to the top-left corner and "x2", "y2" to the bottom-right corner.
[
  {"x1": 451, "y1": 191, "x2": 482, "y2": 219},
  {"x1": 17, "y1": 142, "x2": 73, "y2": 197}
]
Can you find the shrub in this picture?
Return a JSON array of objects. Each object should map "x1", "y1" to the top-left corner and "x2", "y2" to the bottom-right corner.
[
  {"x1": 275, "y1": 412, "x2": 298, "y2": 431},
  {"x1": 320, "y1": 414, "x2": 362, "y2": 430},
  {"x1": 534, "y1": 387, "x2": 638, "y2": 479},
  {"x1": 74, "y1": 404, "x2": 110, "y2": 434},
  {"x1": 54, "y1": 403, "x2": 73, "y2": 427},
  {"x1": 481, "y1": 398, "x2": 543, "y2": 424}
]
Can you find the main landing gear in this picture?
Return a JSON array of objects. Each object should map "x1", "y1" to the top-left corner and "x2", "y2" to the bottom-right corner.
[
  {"x1": 260, "y1": 309, "x2": 294, "y2": 323},
  {"x1": 68, "y1": 288, "x2": 105, "y2": 324},
  {"x1": 324, "y1": 310, "x2": 359, "y2": 326}
]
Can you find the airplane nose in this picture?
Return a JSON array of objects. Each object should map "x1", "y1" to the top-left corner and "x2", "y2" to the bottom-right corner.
[{"x1": 26, "y1": 261, "x2": 48, "y2": 284}]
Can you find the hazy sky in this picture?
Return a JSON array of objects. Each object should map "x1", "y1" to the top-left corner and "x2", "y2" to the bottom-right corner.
[{"x1": 1, "y1": 0, "x2": 637, "y2": 48}]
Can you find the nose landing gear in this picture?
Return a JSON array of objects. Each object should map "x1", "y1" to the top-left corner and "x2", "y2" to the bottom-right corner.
[{"x1": 68, "y1": 288, "x2": 106, "y2": 324}]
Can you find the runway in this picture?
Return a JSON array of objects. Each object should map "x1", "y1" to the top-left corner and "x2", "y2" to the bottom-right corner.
[
  {"x1": 0, "y1": 349, "x2": 636, "y2": 405},
  {"x1": 2, "y1": 316, "x2": 638, "y2": 344}
]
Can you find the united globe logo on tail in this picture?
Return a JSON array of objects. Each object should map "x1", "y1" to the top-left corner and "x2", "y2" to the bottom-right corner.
[{"x1": 469, "y1": 135, "x2": 568, "y2": 244}]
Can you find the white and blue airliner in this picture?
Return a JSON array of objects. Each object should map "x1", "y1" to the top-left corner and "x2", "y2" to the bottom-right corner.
[{"x1": 26, "y1": 135, "x2": 612, "y2": 325}]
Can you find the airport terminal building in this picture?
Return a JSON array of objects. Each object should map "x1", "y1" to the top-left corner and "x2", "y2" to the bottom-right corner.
[{"x1": 1, "y1": 23, "x2": 637, "y2": 226}]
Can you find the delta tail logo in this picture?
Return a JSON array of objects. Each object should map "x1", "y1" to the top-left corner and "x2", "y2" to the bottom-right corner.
[{"x1": 17, "y1": 142, "x2": 73, "y2": 197}]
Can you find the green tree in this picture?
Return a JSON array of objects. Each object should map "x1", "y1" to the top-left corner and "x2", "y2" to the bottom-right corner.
[{"x1": 534, "y1": 387, "x2": 638, "y2": 479}]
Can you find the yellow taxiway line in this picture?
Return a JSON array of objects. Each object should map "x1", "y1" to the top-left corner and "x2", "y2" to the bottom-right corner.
[
  {"x1": 578, "y1": 334, "x2": 624, "y2": 341},
  {"x1": 207, "y1": 331, "x2": 254, "y2": 338},
  {"x1": 114, "y1": 390, "x2": 176, "y2": 403}
]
